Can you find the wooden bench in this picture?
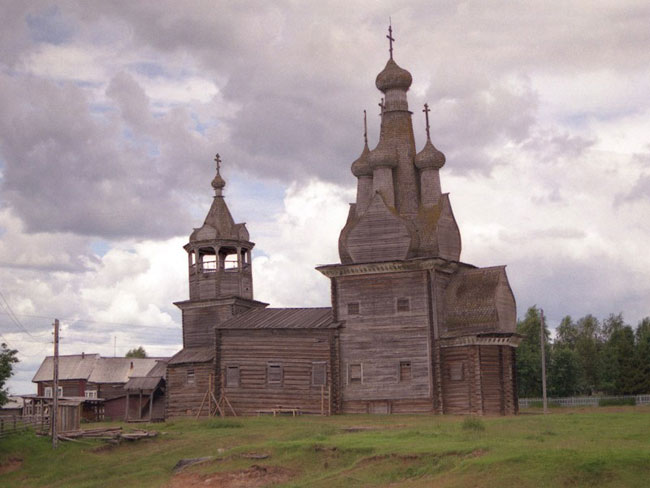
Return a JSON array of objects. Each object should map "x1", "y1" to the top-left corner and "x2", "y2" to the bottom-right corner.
[{"x1": 256, "y1": 406, "x2": 302, "y2": 417}]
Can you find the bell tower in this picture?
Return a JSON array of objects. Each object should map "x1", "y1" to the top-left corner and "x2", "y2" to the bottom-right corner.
[{"x1": 175, "y1": 154, "x2": 266, "y2": 349}]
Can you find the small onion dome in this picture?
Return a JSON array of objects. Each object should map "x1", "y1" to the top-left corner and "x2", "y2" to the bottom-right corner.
[
  {"x1": 351, "y1": 143, "x2": 372, "y2": 177},
  {"x1": 376, "y1": 58, "x2": 413, "y2": 92},
  {"x1": 368, "y1": 140, "x2": 398, "y2": 170},
  {"x1": 415, "y1": 139, "x2": 445, "y2": 170},
  {"x1": 211, "y1": 173, "x2": 226, "y2": 191}
]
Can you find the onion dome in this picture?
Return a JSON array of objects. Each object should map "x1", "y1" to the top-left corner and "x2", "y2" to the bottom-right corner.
[
  {"x1": 211, "y1": 172, "x2": 226, "y2": 191},
  {"x1": 368, "y1": 140, "x2": 398, "y2": 170},
  {"x1": 376, "y1": 58, "x2": 413, "y2": 92},
  {"x1": 415, "y1": 139, "x2": 445, "y2": 170},
  {"x1": 351, "y1": 143, "x2": 372, "y2": 177}
]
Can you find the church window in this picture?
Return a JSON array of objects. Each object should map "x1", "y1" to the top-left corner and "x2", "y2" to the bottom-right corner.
[
  {"x1": 199, "y1": 248, "x2": 217, "y2": 272},
  {"x1": 226, "y1": 365, "x2": 240, "y2": 387},
  {"x1": 187, "y1": 369, "x2": 195, "y2": 385},
  {"x1": 348, "y1": 363, "x2": 362, "y2": 384},
  {"x1": 267, "y1": 363, "x2": 283, "y2": 386},
  {"x1": 449, "y1": 362, "x2": 464, "y2": 381},
  {"x1": 312, "y1": 362, "x2": 327, "y2": 386},
  {"x1": 348, "y1": 302, "x2": 360, "y2": 315},
  {"x1": 399, "y1": 361, "x2": 412, "y2": 381},
  {"x1": 220, "y1": 247, "x2": 240, "y2": 271},
  {"x1": 396, "y1": 297, "x2": 410, "y2": 313}
]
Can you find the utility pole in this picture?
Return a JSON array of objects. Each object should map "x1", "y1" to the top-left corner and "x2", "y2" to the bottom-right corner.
[
  {"x1": 540, "y1": 309, "x2": 548, "y2": 414},
  {"x1": 52, "y1": 319, "x2": 59, "y2": 448}
]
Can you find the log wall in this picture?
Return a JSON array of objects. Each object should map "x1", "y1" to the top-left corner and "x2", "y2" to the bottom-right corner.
[
  {"x1": 166, "y1": 361, "x2": 214, "y2": 418},
  {"x1": 336, "y1": 270, "x2": 434, "y2": 412},
  {"x1": 217, "y1": 329, "x2": 335, "y2": 416}
]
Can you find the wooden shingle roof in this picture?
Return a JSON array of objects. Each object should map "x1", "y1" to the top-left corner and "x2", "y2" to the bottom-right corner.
[
  {"x1": 216, "y1": 307, "x2": 337, "y2": 330},
  {"x1": 168, "y1": 346, "x2": 214, "y2": 365},
  {"x1": 32, "y1": 354, "x2": 99, "y2": 382}
]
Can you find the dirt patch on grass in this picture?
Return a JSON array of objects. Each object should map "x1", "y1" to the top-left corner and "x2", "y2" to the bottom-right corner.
[
  {"x1": 0, "y1": 457, "x2": 23, "y2": 474},
  {"x1": 166, "y1": 464, "x2": 293, "y2": 488}
]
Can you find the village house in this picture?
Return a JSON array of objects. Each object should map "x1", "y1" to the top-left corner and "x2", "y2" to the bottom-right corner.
[
  {"x1": 28, "y1": 354, "x2": 168, "y2": 421},
  {"x1": 166, "y1": 29, "x2": 520, "y2": 417}
]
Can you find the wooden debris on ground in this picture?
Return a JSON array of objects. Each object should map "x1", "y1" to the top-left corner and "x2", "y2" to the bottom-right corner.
[
  {"x1": 56, "y1": 426, "x2": 157, "y2": 444},
  {"x1": 173, "y1": 457, "x2": 214, "y2": 473}
]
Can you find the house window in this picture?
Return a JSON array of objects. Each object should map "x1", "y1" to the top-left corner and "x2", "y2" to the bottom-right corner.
[
  {"x1": 450, "y1": 362, "x2": 464, "y2": 381},
  {"x1": 312, "y1": 362, "x2": 327, "y2": 386},
  {"x1": 348, "y1": 302, "x2": 360, "y2": 315},
  {"x1": 187, "y1": 369, "x2": 195, "y2": 385},
  {"x1": 267, "y1": 363, "x2": 283, "y2": 387},
  {"x1": 85, "y1": 390, "x2": 97, "y2": 399},
  {"x1": 44, "y1": 386, "x2": 63, "y2": 398},
  {"x1": 348, "y1": 363, "x2": 362, "y2": 384},
  {"x1": 226, "y1": 365, "x2": 240, "y2": 388},
  {"x1": 399, "y1": 361, "x2": 412, "y2": 382},
  {"x1": 396, "y1": 297, "x2": 410, "y2": 313}
]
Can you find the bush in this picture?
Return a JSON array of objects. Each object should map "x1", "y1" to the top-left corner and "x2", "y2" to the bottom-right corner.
[
  {"x1": 598, "y1": 397, "x2": 636, "y2": 407},
  {"x1": 461, "y1": 416, "x2": 485, "y2": 432}
]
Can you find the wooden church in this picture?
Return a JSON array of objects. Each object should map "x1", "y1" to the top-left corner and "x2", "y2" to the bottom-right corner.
[{"x1": 166, "y1": 30, "x2": 520, "y2": 417}]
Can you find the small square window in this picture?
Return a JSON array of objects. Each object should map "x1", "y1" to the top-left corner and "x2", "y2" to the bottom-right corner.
[
  {"x1": 348, "y1": 302, "x2": 360, "y2": 315},
  {"x1": 396, "y1": 297, "x2": 410, "y2": 313},
  {"x1": 399, "y1": 361, "x2": 412, "y2": 382},
  {"x1": 226, "y1": 366, "x2": 240, "y2": 387},
  {"x1": 348, "y1": 363, "x2": 362, "y2": 384},
  {"x1": 85, "y1": 390, "x2": 97, "y2": 399},
  {"x1": 187, "y1": 369, "x2": 195, "y2": 385},
  {"x1": 267, "y1": 363, "x2": 283, "y2": 386},
  {"x1": 450, "y1": 362, "x2": 464, "y2": 381},
  {"x1": 312, "y1": 362, "x2": 327, "y2": 386}
]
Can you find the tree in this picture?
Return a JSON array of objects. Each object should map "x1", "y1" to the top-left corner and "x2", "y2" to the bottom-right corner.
[
  {"x1": 574, "y1": 314, "x2": 602, "y2": 394},
  {"x1": 125, "y1": 346, "x2": 147, "y2": 358},
  {"x1": 0, "y1": 342, "x2": 19, "y2": 406},
  {"x1": 633, "y1": 318, "x2": 650, "y2": 393},
  {"x1": 516, "y1": 306, "x2": 550, "y2": 398},
  {"x1": 548, "y1": 346, "x2": 581, "y2": 397}
]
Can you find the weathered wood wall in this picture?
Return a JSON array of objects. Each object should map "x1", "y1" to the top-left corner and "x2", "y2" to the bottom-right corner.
[
  {"x1": 166, "y1": 362, "x2": 214, "y2": 418},
  {"x1": 440, "y1": 345, "x2": 518, "y2": 415},
  {"x1": 216, "y1": 329, "x2": 336, "y2": 416},
  {"x1": 37, "y1": 380, "x2": 85, "y2": 397},
  {"x1": 335, "y1": 270, "x2": 434, "y2": 413}
]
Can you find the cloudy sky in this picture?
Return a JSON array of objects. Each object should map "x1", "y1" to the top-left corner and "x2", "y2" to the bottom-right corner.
[{"x1": 1, "y1": 1, "x2": 649, "y2": 394}]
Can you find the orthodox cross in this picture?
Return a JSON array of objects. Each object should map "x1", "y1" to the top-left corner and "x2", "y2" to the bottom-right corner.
[
  {"x1": 423, "y1": 103, "x2": 431, "y2": 140},
  {"x1": 386, "y1": 20, "x2": 395, "y2": 59},
  {"x1": 214, "y1": 153, "x2": 221, "y2": 174},
  {"x1": 363, "y1": 110, "x2": 368, "y2": 145},
  {"x1": 378, "y1": 97, "x2": 385, "y2": 116}
]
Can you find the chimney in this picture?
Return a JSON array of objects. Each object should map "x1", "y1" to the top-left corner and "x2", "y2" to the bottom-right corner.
[
  {"x1": 130, "y1": 361, "x2": 134, "y2": 369},
  {"x1": 81, "y1": 352, "x2": 85, "y2": 359}
]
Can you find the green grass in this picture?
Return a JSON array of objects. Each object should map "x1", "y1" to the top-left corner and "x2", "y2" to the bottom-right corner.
[{"x1": 2, "y1": 407, "x2": 650, "y2": 487}]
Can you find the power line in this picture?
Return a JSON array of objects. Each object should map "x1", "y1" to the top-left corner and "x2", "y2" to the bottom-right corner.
[
  {"x1": 0, "y1": 289, "x2": 43, "y2": 340},
  {"x1": 0, "y1": 310, "x2": 178, "y2": 330}
]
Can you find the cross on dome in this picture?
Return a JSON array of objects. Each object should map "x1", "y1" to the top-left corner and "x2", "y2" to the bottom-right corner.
[
  {"x1": 386, "y1": 20, "x2": 395, "y2": 59},
  {"x1": 214, "y1": 153, "x2": 222, "y2": 174},
  {"x1": 423, "y1": 103, "x2": 431, "y2": 140}
]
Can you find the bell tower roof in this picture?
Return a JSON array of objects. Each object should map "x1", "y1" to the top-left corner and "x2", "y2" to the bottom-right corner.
[{"x1": 189, "y1": 154, "x2": 249, "y2": 244}]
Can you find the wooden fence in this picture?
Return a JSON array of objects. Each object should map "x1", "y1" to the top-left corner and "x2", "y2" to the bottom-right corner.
[
  {"x1": 519, "y1": 394, "x2": 650, "y2": 408},
  {"x1": 0, "y1": 415, "x2": 46, "y2": 438}
]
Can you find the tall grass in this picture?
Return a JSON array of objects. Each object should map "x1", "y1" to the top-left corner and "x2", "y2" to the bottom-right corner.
[{"x1": 2, "y1": 408, "x2": 650, "y2": 487}]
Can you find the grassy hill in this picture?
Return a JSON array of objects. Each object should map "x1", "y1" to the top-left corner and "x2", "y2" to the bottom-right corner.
[{"x1": 2, "y1": 407, "x2": 650, "y2": 487}]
